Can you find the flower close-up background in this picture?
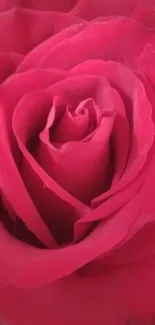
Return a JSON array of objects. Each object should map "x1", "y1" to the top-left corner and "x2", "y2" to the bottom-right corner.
[{"x1": 1, "y1": 0, "x2": 155, "y2": 324}]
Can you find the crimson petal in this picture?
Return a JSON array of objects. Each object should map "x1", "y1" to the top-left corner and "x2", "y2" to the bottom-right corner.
[
  {"x1": 71, "y1": 0, "x2": 155, "y2": 28},
  {"x1": 35, "y1": 18, "x2": 155, "y2": 71},
  {"x1": 12, "y1": 89, "x2": 90, "y2": 245},
  {"x1": 0, "y1": 52, "x2": 23, "y2": 82},
  {"x1": 0, "y1": 0, "x2": 79, "y2": 12},
  {"x1": 0, "y1": 8, "x2": 84, "y2": 54},
  {"x1": 69, "y1": 61, "x2": 154, "y2": 223},
  {"x1": 0, "y1": 69, "x2": 67, "y2": 246}
]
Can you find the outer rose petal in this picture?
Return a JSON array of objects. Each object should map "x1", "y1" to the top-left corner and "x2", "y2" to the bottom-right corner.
[
  {"x1": 0, "y1": 8, "x2": 84, "y2": 54},
  {"x1": 0, "y1": 69, "x2": 67, "y2": 247},
  {"x1": 1, "y1": 150, "x2": 155, "y2": 288},
  {"x1": 98, "y1": 222, "x2": 155, "y2": 268},
  {"x1": 71, "y1": 61, "x2": 154, "y2": 223},
  {"x1": 71, "y1": 0, "x2": 155, "y2": 28},
  {"x1": 0, "y1": 52, "x2": 23, "y2": 82},
  {"x1": 0, "y1": 0, "x2": 79, "y2": 12},
  {"x1": 18, "y1": 17, "x2": 155, "y2": 73},
  {"x1": 2, "y1": 224, "x2": 155, "y2": 325},
  {"x1": 32, "y1": 19, "x2": 155, "y2": 72},
  {"x1": 17, "y1": 22, "x2": 88, "y2": 72},
  {"x1": 0, "y1": 4, "x2": 155, "y2": 325}
]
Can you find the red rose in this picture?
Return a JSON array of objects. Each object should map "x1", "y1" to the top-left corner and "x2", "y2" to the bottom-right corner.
[{"x1": 1, "y1": 0, "x2": 155, "y2": 324}]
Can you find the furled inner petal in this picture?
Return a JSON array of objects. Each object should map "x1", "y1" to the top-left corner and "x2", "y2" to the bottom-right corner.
[
  {"x1": 35, "y1": 79, "x2": 117, "y2": 205},
  {"x1": 9, "y1": 66, "x2": 152, "y2": 244},
  {"x1": 10, "y1": 74, "x2": 114, "y2": 245},
  {"x1": 37, "y1": 112, "x2": 116, "y2": 205},
  {"x1": 12, "y1": 89, "x2": 90, "y2": 245},
  {"x1": 42, "y1": 96, "x2": 102, "y2": 144}
]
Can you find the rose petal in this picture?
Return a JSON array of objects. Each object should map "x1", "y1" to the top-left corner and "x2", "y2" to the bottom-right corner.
[
  {"x1": 1, "y1": 260, "x2": 155, "y2": 325},
  {"x1": 1, "y1": 164, "x2": 154, "y2": 318},
  {"x1": 35, "y1": 75, "x2": 117, "y2": 206},
  {"x1": 0, "y1": 0, "x2": 79, "y2": 12},
  {"x1": 0, "y1": 143, "x2": 57, "y2": 248},
  {"x1": 0, "y1": 185, "x2": 145, "y2": 287},
  {"x1": 3, "y1": 143, "x2": 155, "y2": 285},
  {"x1": 137, "y1": 44, "x2": 155, "y2": 87},
  {"x1": 35, "y1": 18, "x2": 155, "y2": 71},
  {"x1": 17, "y1": 22, "x2": 87, "y2": 72},
  {"x1": 0, "y1": 52, "x2": 23, "y2": 82},
  {"x1": 0, "y1": 69, "x2": 67, "y2": 246},
  {"x1": 107, "y1": 88, "x2": 130, "y2": 184},
  {"x1": 11, "y1": 74, "x2": 115, "y2": 241},
  {"x1": 103, "y1": 222, "x2": 155, "y2": 268},
  {"x1": 12, "y1": 90, "x2": 89, "y2": 244},
  {"x1": 37, "y1": 111, "x2": 115, "y2": 205},
  {"x1": 0, "y1": 147, "x2": 154, "y2": 287},
  {"x1": 80, "y1": 151, "x2": 155, "y2": 273},
  {"x1": 0, "y1": 8, "x2": 84, "y2": 54},
  {"x1": 47, "y1": 98, "x2": 98, "y2": 143},
  {"x1": 71, "y1": 0, "x2": 155, "y2": 28},
  {"x1": 69, "y1": 60, "x2": 154, "y2": 222}
]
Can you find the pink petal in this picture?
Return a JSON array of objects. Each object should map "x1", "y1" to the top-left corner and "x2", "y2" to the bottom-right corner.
[
  {"x1": 1, "y1": 257, "x2": 155, "y2": 325},
  {"x1": 0, "y1": 52, "x2": 23, "y2": 82},
  {"x1": 0, "y1": 0, "x2": 79, "y2": 12},
  {"x1": 79, "y1": 150, "x2": 155, "y2": 273},
  {"x1": 12, "y1": 90, "x2": 89, "y2": 244},
  {"x1": 4, "y1": 150, "x2": 155, "y2": 286},
  {"x1": 18, "y1": 22, "x2": 87, "y2": 72},
  {"x1": 35, "y1": 18, "x2": 155, "y2": 71},
  {"x1": 47, "y1": 98, "x2": 97, "y2": 143},
  {"x1": 34, "y1": 75, "x2": 117, "y2": 210},
  {"x1": 1, "y1": 158, "x2": 155, "y2": 318},
  {"x1": 0, "y1": 8, "x2": 84, "y2": 54},
  {"x1": 36, "y1": 75, "x2": 129, "y2": 211},
  {"x1": 0, "y1": 142, "x2": 57, "y2": 248},
  {"x1": 71, "y1": 0, "x2": 155, "y2": 28},
  {"x1": 107, "y1": 88, "x2": 130, "y2": 184},
  {"x1": 0, "y1": 145, "x2": 154, "y2": 287},
  {"x1": 69, "y1": 60, "x2": 154, "y2": 223},
  {"x1": 0, "y1": 181, "x2": 146, "y2": 287},
  {"x1": 37, "y1": 113, "x2": 115, "y2": 205},
  {"x1": 0, "y1": 69, "x2": 66, "y2": 247}
]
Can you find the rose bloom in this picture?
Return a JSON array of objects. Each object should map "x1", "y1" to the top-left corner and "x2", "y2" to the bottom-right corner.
[{"x1": 1, "y1": 0, "x2": 155, "y2": 324}]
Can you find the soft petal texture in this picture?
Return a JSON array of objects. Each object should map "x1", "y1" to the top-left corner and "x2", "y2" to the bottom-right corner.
[
  {"x1": 0, "y1": 52, "x2": 23, "y2": 82},
  {"x1": 1, "y1": 147, "x2": 155, "y2": 287},
  {"x1": 12, "y1": 89, "x2": 89, "y2": 244},
  {"x1": 2, "y1": 222, "x2": 155, "y2": 325},
  {"x1": 0, "y1": 69, "x2": 67, "y2": 246},
  {"x1": 0, "y1": 8, "x2": 84, "y2": 54},
  {"x1": 1, "y1": 65, "x2": 154, "y2": 287},
  {"x1": 46, "y1": 97, "x2": 101, "y2": 143},
  {"x1": 17, "y1": 22, "x2": 88, "y2": 72},
  {"x1": 0, "y1": 0, "x2": 79, "y2": 12},
  {"x1": 37, "y1": 111, "x2": 114, "y2": 205},
  {"x1": 1, "y1": 1, "x2": 155, "y2": 325},
  {"x1": 71, "y1": 61, "x2": 154, "y2": 223},
  {"x1": 1, "y1": 0, "x2": 155, "y2": 31},
  {"x1": 30, "y1": 19, "x2": 155, "y2": 71},
  {"x1": 17, "y1": 16, "x2": 155, "y2": 75},
  {"x1": 33, "y1": 75, "x2": 116, "y2": 204},
  {"x1": 71, "y1": 0, "x2": 155, "y2": 28},
  {"x1": 0, "y1": 60, "x2": 153, "y2": 248}
]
